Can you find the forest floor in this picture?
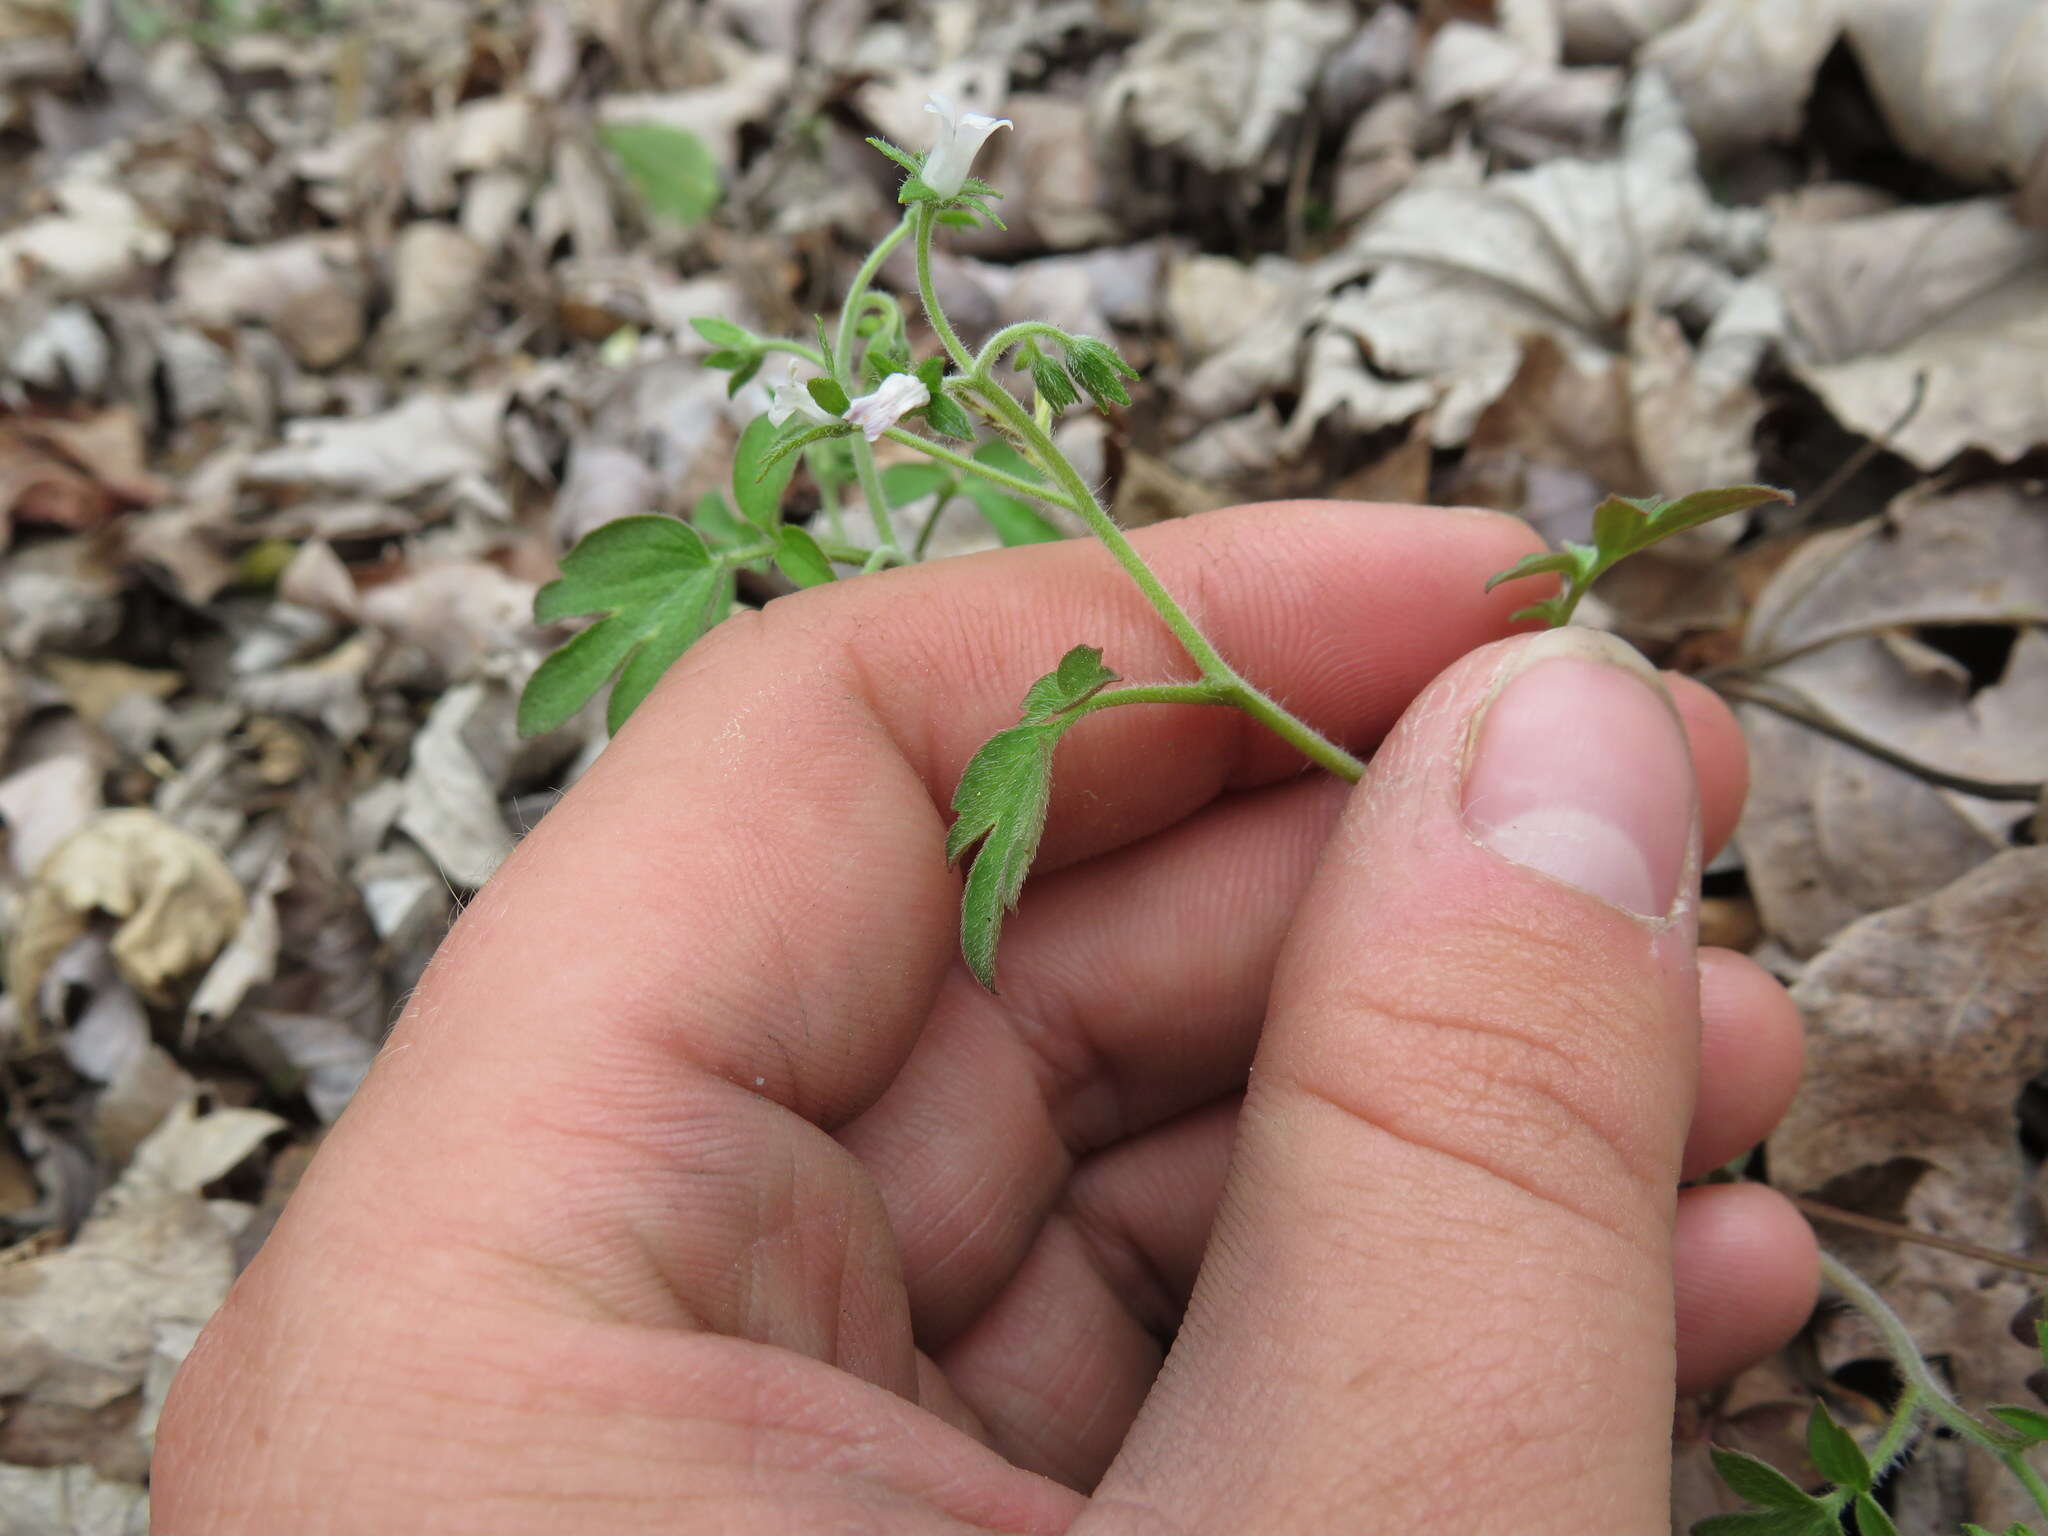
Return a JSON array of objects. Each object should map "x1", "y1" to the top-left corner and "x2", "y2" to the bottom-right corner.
[{"x1": 0, "y1": 1, "x2": 2044, "y2": 1530}]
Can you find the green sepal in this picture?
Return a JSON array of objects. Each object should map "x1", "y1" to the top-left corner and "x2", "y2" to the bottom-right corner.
[
  {"x1": 753, "y1": 420, "x2": 852, "y2": 486},
  {"x1": 1708, "y1": 1447, "x2": 1823, "y2": 1513},
  {"x1": 772, "y1": 525, "x2": 837, "y2": 588},
  {"x1": 1804, "y1": 1402, "x2": 1871, "y2": 1492},
  {"x1": 807, "y1": 377, "x2": 850, "y2": 416},
  {"x1": 1851, "y1": 1493, "x2": 1899, "y2": 1536},
  {"x1": 732, "y1": 414, "x2": 800, "y2": 532},
  {"x1": 1989, "y1": 1405, "x2": 2048, "y2": 1443},
  {"x1": 1030, "y1": 357, "x2": 1080, "y2": 413},
  {"x1": 520, "y1": 515, "x2": 730, "y2": 736},
  {"x1": 947, "y1": 645, "x2": 1119, "y2": 989},
  {"x1": 1063, "y1": 335, "x2": 1139, "y2": 411},
  {"x1": 866, "y1": 136, "x2": 923, "y2": 178},
  {"x1": 923, "y1": 386, "x2": 975, "y2": 440}
]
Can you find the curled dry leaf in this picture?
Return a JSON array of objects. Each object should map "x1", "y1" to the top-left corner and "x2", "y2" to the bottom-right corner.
[
  {"x1": 0, "y1": 1099, "x2": 281, "y2": 1419},
  {"x1": 1297, "y1": 72, "x2": 1764, "y2": 448},
  {"x1": 1638, "y1": 0, "x2": 1845, "y2": 154},
  {"x1": 172, "y1": 235, "x2": 369, "y2": 370},
  {"x1": 1736, "y1": 484, "x2": 2048, "y2": 955},
  {"x1": 242, "y1": 387, "x2": 508, "y2": 501},
  {"x1": 1844, "y1": 0, "x2": 2048, "y2": 188},
  {"x1": 1772, "y1": 197, "x2": 2048, "y2": 468},
  {"x1": 1096, "y1": 0, "x2": 1355, "y2": 177},
  {"x1": 0, "y1": 1462, "x2": 150, "y2": 1535},
  {"x1": 1769, "y1": 848, "x2": 2048, "y2": 1523},
  {"x1": 8, "y1": 810, "x2": 246, "y2": 1050}
]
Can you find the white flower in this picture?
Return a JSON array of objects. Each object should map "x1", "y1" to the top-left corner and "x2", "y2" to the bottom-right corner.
[
  {"x1": 767, "y1": 362, "x2": 836, "y2": 429},
  {"x1": 842, "y1": 372, "x2": 931, "y2": 441},
  {"x1": 922, "y1": 94, "x2": 1012, "y2": 199}
]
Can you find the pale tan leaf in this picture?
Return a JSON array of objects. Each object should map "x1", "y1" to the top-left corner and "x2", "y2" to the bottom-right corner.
[
  {"x1": 1845, "y1": 0, "x2": 2048, "y2": 187},
  {"x1": 1639, "y1": 0, "x2": 1845, "y2": 153}
]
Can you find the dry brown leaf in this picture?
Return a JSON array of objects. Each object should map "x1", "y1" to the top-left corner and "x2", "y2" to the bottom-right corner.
[
  {"x1": 1555, "y1": 0, "x2": 1694, "y2": 60},
  {"x1": 1096, "y1": 0, "x2": 1355, "y2": 177},
  {"x1": 0, "y1": 1099, "x2": 279, "y2": 1416},
  {"x1": 1771, "y1": 197, "x2": 2048, "y2": 468},
  {"x1": 372, "y1": 221, "x2": 491, "y2": 371},
  {"x1": 1638, "y1": 0, "x2": 1844, "y2": 154},
  {"x1": 8, "y1": 810, "x2": 246, "y2": 1050},
  {"x1": 1770, "y1": 848, "x2": 2048, "y2": 1525},
  {"x1": 1737, "y1": 485, "x2": 2048, "y2": 955},
  {"x1": 242, "y1": 388, "x2": 508, "y2": 500},
  {"x1": 172, "y1": 235, "x2": 369, "y2": 370},
  {"x1": 1301, "y1": 72, "x2": 1764, "y2": 447},
  {"x1": 0, "y1": 1462, "x2": 149, "y2": 1534},
  {"x1": 1845, "y1": 0, "x2": 2048, "y2": 187}
]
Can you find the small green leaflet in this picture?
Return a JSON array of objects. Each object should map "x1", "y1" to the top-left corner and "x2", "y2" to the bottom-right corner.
[
  {"x1": 1805, "y1": 1402, "x2": 1872, "y2": 1492},
  {"x1": 1708, "y1": 1448, "x2": 1826, "y2": 1514},
  {"x1": 691, "y1": 489, "x2": 753, "y2": 551},
  {"x1": 947, "y1": 646, "x2": 1119, "y2": 989},
  {"x1": 732, "y1": 414, "x2": 801, "y2": 531},
  {"x1": 773, "y1": 525, "x2": 837, "y2": 588},
  {"x1": 518, "y1": 516, "x2": 732, "y2": 737},
  {"x1": 879, "y1": 463, "x2": 952, "y2": 507},
  {"x1": 598, "y1": 121, "x2": 720, "y2": 227},
  {"x1": 1990, "y1": 1405, "x2": 2048, "y2": 1443},
  {"x1": 963, "y1": 441, "x2": 1063, "y2": 545},
  {"x1": 1486, "y1": 484, "x2": 1791, "y2": 627},
  {"x1": 1961, "y1": 1524, "x2": 2042, "y2": 1535},
  {"x1": 1851, "y1": 1493, "x2": 1898, "y2": 1536},
  {"x1": 1691, "y1": 1511, "x2": 1839, "y2": 1536}
]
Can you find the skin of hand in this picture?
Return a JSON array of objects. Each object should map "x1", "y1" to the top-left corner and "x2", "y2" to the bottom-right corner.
[{"x1": 154, "y1": 501, "x2": 1817, "y2": 1535}]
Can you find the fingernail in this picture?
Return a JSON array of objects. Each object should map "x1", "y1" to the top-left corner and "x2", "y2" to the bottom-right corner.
[{"x1": 1461, "y1": 630, "x2": 1695, "y2": 919}]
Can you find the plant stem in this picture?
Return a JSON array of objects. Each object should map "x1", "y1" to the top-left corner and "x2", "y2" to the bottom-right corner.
[
  {"x1": 835, "y1": 213, "x2": 914, "y2": 383},
  {"x1": 760, "y1": 339, "x2": 829, "y2": 370},
  {"x1": 1868, "y1": 1383, "x2": 1923, "y2": 1477},
  {"x1": 972, "y1": 321, "x2": 1073, "y2": 379},
  {"x1": 1073, "y1": 681, "x2": 1231, "y2": 716},
  {"x1": 910, "y1": 205, "x2": 1365, "y2": 782},
  {"x1": 836, "y1": 213, "x2": 918, "y2": 559},
  {"x1": 880, "y1": 428, "x2": 1078, "y2": 510},
  {"x1": 914, "y1": 205, "x2": 977, "y2": 374},
  {"x1": 1819, "y1": 1251, "x2": 2023, "y2": 1462},
  {"x1": 912, "y1": 478, "x2": 957, "y2": 561}
]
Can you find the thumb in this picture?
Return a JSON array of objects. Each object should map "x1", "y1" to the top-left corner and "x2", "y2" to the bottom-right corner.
[{"x1": 1098, "y1": 627, "x2": 1702, "y2": 1534}]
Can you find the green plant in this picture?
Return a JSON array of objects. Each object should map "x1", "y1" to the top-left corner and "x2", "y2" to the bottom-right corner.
[{"x1": 516, "y1": 89, "x2": 2048, "y2": 1536}]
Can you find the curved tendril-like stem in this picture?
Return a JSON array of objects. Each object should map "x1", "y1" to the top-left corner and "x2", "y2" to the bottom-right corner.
[
  {"x1": 836, "y1": 213, "x2": 917, "y2": 557},
  {"x1": 878, "y1": 428, "x2": 1078, "y2": 510},
  {"x1": 1818, "y1": 1251, "x2": 2039, "y2": 1474},
  {"x1": 909, "y1": 206, "x2": 1364, "y2": 782},
  {"x1": 759, "y1": 339, "x2": 830, "y2": 370},
  {"x1": 971, "y1": 320, "x2": 1073, "y2": 379}
]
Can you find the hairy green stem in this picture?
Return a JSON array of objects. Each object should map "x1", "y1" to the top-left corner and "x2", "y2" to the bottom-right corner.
[
  {"x1": 972, "y1": 320, "x2": 1073, "y2": 379},
  {"x1": 914, "y1": 205, "x2": 977, "y2": 374},
  {"x1": 879, "y1": 428, "x2": 1078, "y2": 510},
  {"x1": 1819, "y1": 1252, "x2": 2031, "y2": 1468},
  {"x1": 1073, "y1": 682, "x2": 1230, "y2": 716},
  {"x1": 760, "y1": 339, "x2": 829, "y2": 370},
  {"x1": 836, "y1": 214, "x2": 919, "y2": 558},
  {"x1": 912, "y1": 478, "x2": 957, "y2": 561},
  {"x1": 910, "y1": 204, "x2": 1366, "y2": 782},
  {"x1": 1868, "y1": 1383, "x2": 1923, "y2": 1478}
]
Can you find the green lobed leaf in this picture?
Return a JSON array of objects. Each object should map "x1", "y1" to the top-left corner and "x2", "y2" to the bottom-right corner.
[
  {"x1": 963, "y1": 441, "x2": 1062, "y2": 545},
  {"x1": 879, "y1": 463, "x2": 953, "y2": 508},
  {"x1": 732, "y1": 415, "x2": 801, "y2": 531},
  {"x1": 1708, "y1": 1448, "x2": 1824, "y2": 1513},
  {"x1": 1989, "y1": 1405, "x2": 2048, "y2": 1443},
  {"x1": 773, "y1": 525, "x2": 837, "y2": 588},
  {"x1": 691, "y1": 490, "x2": 752, "y2": 551},
  {"x1": 807, "y1": 377, "x2": 850, "y2": 416},
  {"x1": 1851, "y1": 1493, "x2": 1898, "y2": 1536},
  {"x1": 519, "y1": 516, "x2": 729, "y2": 737},
  {"x1": 690, "y1": 316, "x2": 753, "y2": 348},
  {"x1": 947, "y1": 646, "x2": 1120, "y2": 988},
  {"x1": 1805, "y1": 1402, "x2": 1872, "y2": 1492},
  {"x1": 597, "y1": 121, "x2": 721, "y2": 227},
  {"x1": 1485, "y1": 484, "x2": 1791, "y2": 628}
]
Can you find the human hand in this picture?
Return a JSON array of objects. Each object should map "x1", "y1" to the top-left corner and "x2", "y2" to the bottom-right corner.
[{"x1": 154, "y1": 501, "x2": 1816, "y2": 1534}]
